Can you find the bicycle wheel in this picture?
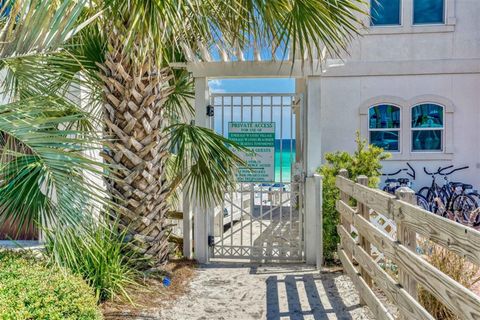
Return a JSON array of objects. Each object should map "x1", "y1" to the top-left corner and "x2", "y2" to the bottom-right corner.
[
  {"x1": 468, "y1": 192, "x2": 480, "y2": 206},
  {"x1": 416, "y1": 194, "x2": 430, "y2": 211},
  {"x1": 429, "y1": 190, "x2": 448, "y2": 215},
  {"x1": 451, "y1": 194, "x2": 478, "y2": 224},
  {"x1": 418, "y1": 187, "x2": 430, "y2": 199}
]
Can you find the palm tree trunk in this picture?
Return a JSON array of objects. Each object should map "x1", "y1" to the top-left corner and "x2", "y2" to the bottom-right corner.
[{"x1": 99, "y1": 33, "x2": 173, "y2": 266}]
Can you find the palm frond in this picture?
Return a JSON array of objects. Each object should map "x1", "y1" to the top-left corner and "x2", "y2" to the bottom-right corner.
[
  {"x1": 167, "y1": 123, "x2": 248, "y2": 208},
  {"x1": 0, "y1": 96, "x2": 115, "y2": 231},
  {"x1": 0, "y1": 0, "x2": 95, "y2": 60}
]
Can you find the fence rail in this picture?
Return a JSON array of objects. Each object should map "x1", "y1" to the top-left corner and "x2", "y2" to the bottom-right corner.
[{"x1": 335, "y1": 169, "x2": 480, "y2": 320}]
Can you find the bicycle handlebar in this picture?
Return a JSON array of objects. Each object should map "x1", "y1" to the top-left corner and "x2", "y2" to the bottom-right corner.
[
  {"x1": 438, "y1": 165, "x2": 454, "y2": 174},
  {"x1": 424, "y1": 165, "x2": 469, "y2": 177},
  {"x1": 423, "y1": 167, "x2": 435, "y2": 175},
  {"x1": 382, "y1": 168, "x2": 406, "y2": 176},
  {"x1": 424, "y1": 165, "x2": 454, "y2": 176},
  {"x1": 440, "y1": 166, "x2": 469, "y2": 176}
]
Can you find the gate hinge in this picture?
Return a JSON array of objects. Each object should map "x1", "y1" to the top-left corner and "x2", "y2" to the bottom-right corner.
[{"x1": 206, "y1": 105, "x2": 214, "y2": 117}]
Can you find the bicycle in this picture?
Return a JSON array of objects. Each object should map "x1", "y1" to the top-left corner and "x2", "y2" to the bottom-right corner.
[
  {"x1": 381, "y1": 164, "x2": 429, "y2": 211},
  {"x1": 420, "y1": 166, "x2": 478, "y2": 224}
]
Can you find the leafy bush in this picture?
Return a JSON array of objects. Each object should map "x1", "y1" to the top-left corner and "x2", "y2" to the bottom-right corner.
[
  {"x1": 0, "y1": 251, "x2": 102, "y2": 320},
  {"x1": 419, "y1": 243, "x2": 480, "y2": 319},
  {"x1": 44, "y1": 220, "x2": 140, "y2": 303},
  {"x1": 317, "y1": 132, "x2": 390, "y2": 261}
]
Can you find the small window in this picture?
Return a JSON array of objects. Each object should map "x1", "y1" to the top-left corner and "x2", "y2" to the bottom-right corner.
[
  {"x1": 414, "y1": 0, "x2": 444, "y2": 24},
  {"x1": 369, "y1": 105, "x2": 401, "y2": 151},
  {"x1": 411, "y1": 104, "x2": 444, "y2": 152},
  {"x1": 371, "y1": 0, "x2": 401, "y2": 26}
]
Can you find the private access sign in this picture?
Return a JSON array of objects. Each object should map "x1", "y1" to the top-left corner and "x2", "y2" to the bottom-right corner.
[{"x1": 228, "y1": 122, "x2": 275, "y2": 182}]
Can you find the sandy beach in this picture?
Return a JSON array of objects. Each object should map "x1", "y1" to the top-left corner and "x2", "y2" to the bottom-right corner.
[{"x1": 160, "y1": 263, "x2": 373, "y2": 320}]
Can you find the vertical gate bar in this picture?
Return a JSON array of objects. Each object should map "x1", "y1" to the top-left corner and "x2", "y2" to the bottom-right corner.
[
  {"x1": 250, "y1": 95, "x2": 254, "y2": 249},
  {"x1": 279, "y1": 96, "x2": 283, "y2": 241},
  {"x1": 230, "y1": 97, "x2": 234, "y2": 248},
  {"x1": 220, "y1": 96, "x2": 225, "y2": 250},
  {"x1": 240, "y1": 96, "x2": 244, "y2": 248},
  {"x1": 299, "y1": 95, "x2": 304, "y2": 259},
  {"x1": 259, "y1": 95, "x2": 264, "y2": 245},
  {"x1": 289, "y1": 96, "x2": 293, "y2": 240},
  {"x1": 270, "y1": 96, "x2": 273, "y2": 230}
]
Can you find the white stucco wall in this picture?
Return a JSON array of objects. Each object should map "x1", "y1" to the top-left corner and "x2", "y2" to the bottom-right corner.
[
  {"x1": 313, "y1": 73, "x2": 480, "y2": 189},
  {"x1": 307, "y1": 0, "x2": 480, "y2": 190}
]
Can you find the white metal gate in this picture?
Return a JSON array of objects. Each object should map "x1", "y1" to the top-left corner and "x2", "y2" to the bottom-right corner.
[{"x1": 208, "y1": 93, "x2": 304, "y2": 261}]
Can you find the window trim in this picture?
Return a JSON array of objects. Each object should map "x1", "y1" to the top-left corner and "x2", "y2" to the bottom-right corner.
[
  {"x1": 410, "y1": 103, "x2": 445, "y2": 153},
  {"x1": 368, "y1": 104, "x2": 402, "y2": 153},
  {"x1": 365, "y1": 0, "x2": 455, "y2": 35},
  {"x1": 359, "y1": 95, "x2": 455, "y2": 160}
]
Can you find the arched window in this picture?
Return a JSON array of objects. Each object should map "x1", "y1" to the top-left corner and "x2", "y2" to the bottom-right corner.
[
  {"x1": 368, "y1": 104, "x2": 401, "y2": 152},
  {"x1": 411, "y1": 103, "x2": 444, "y2": 151}
]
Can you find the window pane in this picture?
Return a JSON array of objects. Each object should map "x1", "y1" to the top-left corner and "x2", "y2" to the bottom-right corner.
[
  {"x1": 414, "y1": 0, "x2": 444, "y2": 24},
  {"x1": 412, "y1": 130, "x2": 442, "y2": 151},
  {"x1": 411, "y1": 104, "x2": 443, "y2": 128},
  {"x1": 369, "y1": 105, "x2": 401, "y2": 129},
  {"x1": 371, "y1": 0, "x2": 401, "y2": 26},
  {"x1": 370, "y1": 131, "x2": 400, "y2": 151}
]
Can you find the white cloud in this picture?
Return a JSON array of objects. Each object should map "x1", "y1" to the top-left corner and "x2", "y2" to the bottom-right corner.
[{"x1": 208, "y1": 79, "x2": 226, "y2": 92}]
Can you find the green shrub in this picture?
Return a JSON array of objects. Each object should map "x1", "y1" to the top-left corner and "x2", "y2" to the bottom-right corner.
[
  {"x1": 317, "y1": 132, "x2": 390, "y2": 262},
  {"x1": 0, "y1": 251, "x2": 102, "y2": 320},
  {"x1": 44, "y1": 220, "x2": 140, "y2": 303}
]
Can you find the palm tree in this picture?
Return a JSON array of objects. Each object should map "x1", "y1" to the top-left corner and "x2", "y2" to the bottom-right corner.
[
  {"x1": 0, "y1": 0, "x2": 110, "y2": 237},
  {"x1": 0, "y1": 0, "x2": 366, "y2": 267},
  {"x1": 75, "y1": 0, "x2": 366, "y2": 265}
]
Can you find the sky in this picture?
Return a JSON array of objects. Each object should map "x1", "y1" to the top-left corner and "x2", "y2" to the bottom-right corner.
[
  {"x1": 208, "y1": 78, "x2": 294, "y2": 93},
  {"x1": 208, "y1": 78, "x2": 296, "y2": 139}
]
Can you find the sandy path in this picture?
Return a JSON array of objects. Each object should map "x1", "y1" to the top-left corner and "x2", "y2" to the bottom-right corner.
[{"x1": 161, "y1": 263, "x2": 373, "y2": 320}]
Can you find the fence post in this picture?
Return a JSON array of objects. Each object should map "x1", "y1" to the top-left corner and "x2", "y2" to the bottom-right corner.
[
  {"x1": 357, "y1": 175, "x2": 373, "y2": 304},
  {"x1": 314, "y1": 174, "x2": 323, "y2": 269},
  {"x1": 305, "y1": 176, "x2": 316, "y2": 265},
  {"x1": 338, "y1": 170, "x2": 352, "y2": 263},
  {"x1": 395, "y1": 187, "x2": 418, "y2": 308},
  {"x1": 183, "y1": 190, "x2": 193, "y2": 259}
]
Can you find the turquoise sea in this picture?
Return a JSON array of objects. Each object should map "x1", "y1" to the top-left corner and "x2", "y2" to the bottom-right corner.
[{"x1": 274, "y1": 140, "x2": 296, "y2": 183}]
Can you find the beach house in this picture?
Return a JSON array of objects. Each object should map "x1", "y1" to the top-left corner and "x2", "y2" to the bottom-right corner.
[
  {"x1": 184, "y1": 0, "x2": 480, "y2": 263},
  {"x1": 303, "y1": 0, "x2": 480, "y2": 189}
]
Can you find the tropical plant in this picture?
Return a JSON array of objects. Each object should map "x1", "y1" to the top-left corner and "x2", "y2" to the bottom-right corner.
[
  {"x1": 0, "y1": 0, "x2": 110, "y2": 237},
  {"x1": 44, "y1": 218, "x2": 139, "y2": 303},
  {"x1": 66, "y1": 0, "x2": 367, "y2": 266},
  {"x1": 0, "y1": 0, "x2": 368, "y2": 267},
  {"x1": 318, "y1": 132, "x2": 390, "y2": 261}
]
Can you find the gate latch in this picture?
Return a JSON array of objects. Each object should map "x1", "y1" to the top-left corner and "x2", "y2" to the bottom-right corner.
[
  {"x1": 208, "y1": 235, "x2": 215, "y2": 247},
  {"x1": 206, "y1": 105, "x2": 214, "y2": 117}
]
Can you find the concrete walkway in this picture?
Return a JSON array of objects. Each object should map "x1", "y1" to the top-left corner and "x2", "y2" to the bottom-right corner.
[{"x1": 161, "y1": 263, "x2": 373, "y2": 320}]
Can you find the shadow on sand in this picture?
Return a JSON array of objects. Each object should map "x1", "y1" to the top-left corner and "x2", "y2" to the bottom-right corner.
[{"x1": 265, "y1": 272, "x2": 361, "y2": 320}]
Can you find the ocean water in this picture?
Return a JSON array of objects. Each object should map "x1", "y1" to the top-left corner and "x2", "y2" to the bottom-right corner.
[{"x1": 274, "y1": 140, "x2": 296, "y2": 183}]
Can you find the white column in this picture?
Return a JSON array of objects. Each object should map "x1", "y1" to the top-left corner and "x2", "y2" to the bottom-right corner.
[
  {"x1": 314, "y1": 174, "x2": 323, "y2": 269},
  {"x1": 305, "y1": 77, "x2": 322, "y2": 175},
  {"x1": 305, "y1": 174, "x2": 323, "y2": 267},
  {"x1": 193, "y1": 77, "x2": 210, "y2": 263},
  {"x1": 303, "y1": 77, "x2": 324, "y2": 267},
  {"x1": 304, "y1": 177, "x2": 316, "y2": 265}
]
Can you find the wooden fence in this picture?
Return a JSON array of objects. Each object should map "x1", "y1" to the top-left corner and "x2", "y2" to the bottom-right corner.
[{"x1": 335, "y1": 169, "x2": 480, "y2": 320}]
